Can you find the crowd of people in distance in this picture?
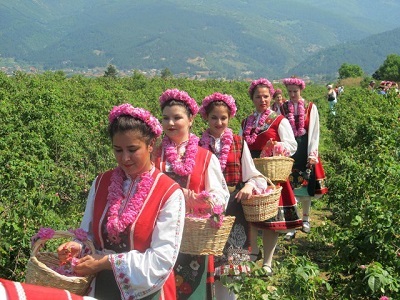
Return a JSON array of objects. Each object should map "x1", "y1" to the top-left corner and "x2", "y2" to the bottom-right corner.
[
  {"x1": 2, "y1": 76, "x2": 330, "y2": 300},
  {"x1": 368, "y1": 80, "x2": 399, "y2": 95}
]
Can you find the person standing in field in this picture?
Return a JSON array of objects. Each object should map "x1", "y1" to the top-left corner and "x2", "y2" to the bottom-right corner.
[
  {"x1": 57, "y1": 104, "x2": 185, "y2": 299},
  {"x1": 241, "y1": 78, "x2": 301, "y2": 275},
  {"x1": 367, "y1": 80, "x2": 376, "y2": 91},
  {"x1": 153, "y1": 88, "x2": 229, "y2": 300},
  {"x1": 199, "y1": 92, "x2": 268, "y2": 299},
  {"x1": 271, "y1": 88, "x2": 286, "y2": 114},
  {"x1": 281, "y1": 76, "x2": 328, "y2": 240},
  {"x1": 326, "y1": 84, "x2": 337, "y2": 115}
]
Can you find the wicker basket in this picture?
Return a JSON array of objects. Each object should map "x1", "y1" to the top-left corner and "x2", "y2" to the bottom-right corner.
[
  {"x1": 241, "y1": 178, "x2": 282, "y2": 222},
  {"x1": 25, "y1": 230, "x2": 95, "y2": 296},
  {"x1": 180, "y1": 215, "x2": 235, "y2": 256},
  {"x1": 253, "y1": 156, "x2": 294, "y2": 182}
]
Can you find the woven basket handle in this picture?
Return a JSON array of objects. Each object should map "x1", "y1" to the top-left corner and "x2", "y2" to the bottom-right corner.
[
  {"x1": 260, "y1": 174, "x2": 275, "y2": 189},
  {"x1": 31, "y1": 230, "x2": 96, "y2": 257}
]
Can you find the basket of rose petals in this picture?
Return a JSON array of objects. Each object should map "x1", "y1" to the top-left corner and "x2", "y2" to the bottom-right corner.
[
  {"x1": 180, "y1": 193, "x2": 235, "y2": 255},
  {"x1": 241, "y1": 177, "x2": 282, "y2": 222},
  {"x1": 254, "y1": 144, "x2": 294, "y2": 183},
  {"x1": 25, "y1": 228, "x2": 95, "y2": 296}
]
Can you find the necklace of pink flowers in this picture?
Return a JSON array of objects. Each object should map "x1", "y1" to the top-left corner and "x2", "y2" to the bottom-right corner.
[
  {"x1": 287, "y1": 99, "x2": 306, "y2": 137},
  {"x1": 106, "y1": 167, "x2": 153, "y2": 243},
  {"x1": 199, "y1": 128, "x2": 233, "y2": 171},
  {"x1": 243, "y1": 109, "x2": 272, "y2": 145},
  {"x1": 162, "y1": 133, "x2": 199, "y2": 176}
]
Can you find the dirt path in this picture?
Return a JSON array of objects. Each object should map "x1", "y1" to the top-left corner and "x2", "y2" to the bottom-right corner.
[{"x1": 273, "y1": 206, "x2": 334, "y2": 272}]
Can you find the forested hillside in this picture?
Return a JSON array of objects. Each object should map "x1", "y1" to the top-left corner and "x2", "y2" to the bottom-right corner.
[
  {"x1": 1, "y1": 0, "x2": 400, "y2": 79},
  {"x1": 290, "y1": 27, "x2": 400, "y2": 78}
]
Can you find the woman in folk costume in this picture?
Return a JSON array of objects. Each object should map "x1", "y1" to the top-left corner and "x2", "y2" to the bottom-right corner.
[
  {"x1": 271, "y1": 88, "x2": 286, "y2": 114},
  {"x1": 281, "y1": 77, "x2": 328, "y2": 240},
  {"x1": 57, "y1": 104, "x2": 185, "y2": 300},
  {"x1": 153, "y1": 89, "x2": 229, "y2": 300},
  {"x1": 241, "y1": 78, "x2": 302, "y2": 275},
  {"x1": 198, "y1": 92, "x2": 268, "y2": 299}
]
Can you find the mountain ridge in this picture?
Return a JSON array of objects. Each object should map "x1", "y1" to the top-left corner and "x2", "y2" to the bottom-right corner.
[
  {"x1": 289, "y1": 27, "x2": 400, "y2": 79},
  {"x1": 1, "y1": 0, "x2": 400, "y2": 79}
]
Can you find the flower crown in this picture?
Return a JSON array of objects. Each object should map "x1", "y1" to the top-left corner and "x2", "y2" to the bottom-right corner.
[
  {"x1": 108, "y1": 103, "x2": 162, "y2": 137},
  {"x1": 159, "y1": 88, "x2": 199, "y2": 116},
  {"x1": 273, "y1": 88, "x2": 282, "y2": 98},
  {"x1": 283, "y1": 77, "x2": 306, "y2": 90},
  {"x1": 199, "y1": 92, "x2": 237, "y2": 119},
  {"x1": 248, "y1": 78, "x2": 275, "y2": 98}
]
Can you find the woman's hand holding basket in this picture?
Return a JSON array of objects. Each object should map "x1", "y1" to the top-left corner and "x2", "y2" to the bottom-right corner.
[
  {"x1": 69, "y1": 254, "x2": 111, "y2": 276},
  {"x1": 235, "y1": 184, "x2": 254, "y2": 202}
]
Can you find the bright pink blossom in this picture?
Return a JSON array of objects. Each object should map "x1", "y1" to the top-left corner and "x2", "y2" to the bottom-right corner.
[
  {"x1": 209, "y1": 205, "x2": 225, "y2": 228},
  {"x1": 199, "y1": 128, "x2": 233, "y2": 171},
  {"x1": 212, "y1": 205, "x2": 224, "y2": 215},
  {"x1": 199, "y1": 92, "x2": 237, "y2": 119},
  {"x1": 106, "y1": 167, "x2": 154, "y2": 243},
  {"x1": 108, "y1": 104, "x2": 162, "y2": 137},
  {"x1": 159, "y1": 89, "x2": 199, "y2": 116},
  {"x1": 68, "y1": 228, "x2": 88, "y2": 241},
  {"x1": 162, "y1": 134, "x2": 199, "y2": 176},
  {"x1": 283, "y1": 77, "x2": 306, "y2": 90},
  {"x1": 264, "y1": 144, "x2": 290, "y2": 157},
  {"x1": 286, "y1": 99, "x2": 306, "y2": 137},
  {"x1": 243, "y1": 110, "x2": 277, "y2": 145},
  {"x1": 37, "y1": 227, "x2": 55, "y2": 239},
  {"x1": 31, "y1": 227, "x2": 55, "y2": 246},
  {"x1": 248, "y1": 78, "x2": 275, "y2": 97}
]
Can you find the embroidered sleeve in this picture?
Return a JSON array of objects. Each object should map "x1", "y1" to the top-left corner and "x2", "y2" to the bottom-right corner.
[{"x1": 109, "y1": 189, "x2": 185, "y2": 299}]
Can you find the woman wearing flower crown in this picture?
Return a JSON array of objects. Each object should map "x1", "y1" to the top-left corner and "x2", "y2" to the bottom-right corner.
[
  {"x1": 241, "y1": 78, "x2": 302, "y2": 276},
  {"x1": 281, "y1": 76, "x2": 328, "y2": 240},
  {"x1": 57, "y1": 104, "x2": 185, "y2": 299},
  {"x1": 271, "y1": 88, "x2": 286, "y2": 114},
  {"x1": 153, "y1": 89, "x2": 229, "y2": 300},
  {"x1": 198, "y1": 92, "x2": 268, "y2": 299}
]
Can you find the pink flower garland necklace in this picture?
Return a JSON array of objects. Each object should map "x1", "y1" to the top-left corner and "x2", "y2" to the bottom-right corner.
[
  {"x1": 162, "y1": 133, "x2": 199, "y2": 176},
  {"x1": 106, "y1": 167, "x2": 153, "y2": 243},
  {"x1": 199, "y1": 128, "x2": 233, "y2": 171},
  {"x1": 287, "y1": 99, "x2": 306, "y2": 137},
  {"x1": 243, "y1": 109, "x2": 273, "y2": 145}
]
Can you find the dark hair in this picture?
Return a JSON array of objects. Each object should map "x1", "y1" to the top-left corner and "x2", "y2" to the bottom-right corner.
[
  {"x1": 161, "y1": 99, "x2": 192, "y2": 118},
  {"x1": 108, "y1": 115, "x2": 156, "y2": 145},
  {"x1": 272, "y1": 89, "x2": 283, "y2": 99},
  {"x1": 204, "y1": 100, "x2": 231, "y2": 117}
]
